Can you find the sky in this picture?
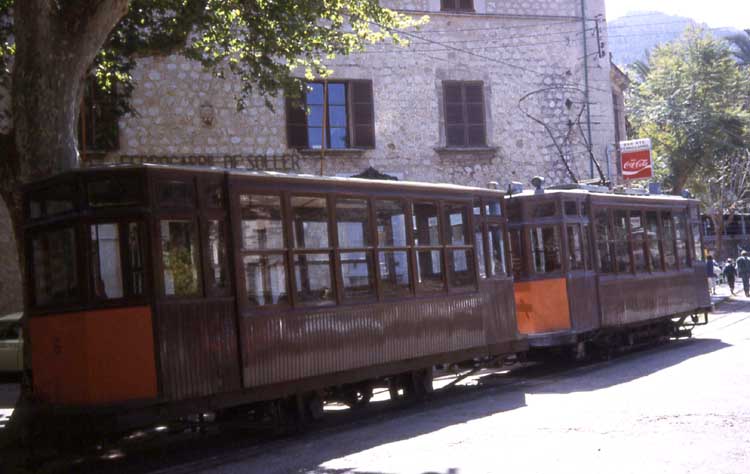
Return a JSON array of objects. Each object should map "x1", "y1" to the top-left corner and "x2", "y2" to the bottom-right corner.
[{"x1": 606, "y1": 0, "x2": 750, "y2": 30}]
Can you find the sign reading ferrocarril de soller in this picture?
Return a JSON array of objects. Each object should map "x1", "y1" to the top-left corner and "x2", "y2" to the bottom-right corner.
[{"x1": 118, "y1": 153, "x2": 302, "y2": 172}]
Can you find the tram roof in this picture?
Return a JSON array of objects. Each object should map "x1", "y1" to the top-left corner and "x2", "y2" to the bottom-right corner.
[
  {"x1": 44, "y1": 164, "x2": 506, "y2": 196},
  {"x1": 507, "y1": 187, "x2": 696, "y2": 203}
]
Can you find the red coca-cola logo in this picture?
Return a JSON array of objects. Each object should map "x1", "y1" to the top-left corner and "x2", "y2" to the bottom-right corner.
[
  {"x1": 621, "y1": 149, "x2": 653, "y2": 179},
  {"x1": 623, "y1": 158, "x2": 650, "y2": 170}
]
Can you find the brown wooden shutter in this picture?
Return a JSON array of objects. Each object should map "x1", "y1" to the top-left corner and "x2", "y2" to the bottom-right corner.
[
  {"x1": 444, "y1": 82, "x2": 466, "y2": 147},
  {"x1": 286, "y1": 95, "x2": 308, "y2": 149},
  {"x1": 351, "y1": 80, "x2": 375, "y2": 149}
]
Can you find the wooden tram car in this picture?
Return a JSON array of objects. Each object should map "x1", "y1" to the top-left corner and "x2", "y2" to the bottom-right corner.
[
  {"x1": 505, "y1": 184, "x2": 711, "y2": 354},
  {"x1": 21, "y1": 165, "x2": 525, "y2": 435}
]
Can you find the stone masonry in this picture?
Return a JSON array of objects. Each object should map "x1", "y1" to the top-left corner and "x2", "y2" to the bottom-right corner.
[
  {"x1": 111, "y1": 0, "x2": 617, "y2": 188},
  {"x1": 0, "y1": 0, "x2": 620, "y2": 313}
]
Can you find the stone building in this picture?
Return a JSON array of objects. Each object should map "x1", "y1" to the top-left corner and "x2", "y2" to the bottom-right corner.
[{"x1": 0, "y1": 0, "x2": 626, "y2": 313}]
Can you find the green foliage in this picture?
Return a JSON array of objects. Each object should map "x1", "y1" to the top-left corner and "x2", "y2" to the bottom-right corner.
[
  {"x1": 626, "y1": 28, "x2": 750, "y2": 194},
  {"x1": 0, "y1": 0, "x2": 425, "y2": 112}
]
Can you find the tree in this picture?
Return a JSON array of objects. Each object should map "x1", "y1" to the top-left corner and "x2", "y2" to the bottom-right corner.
[
  {"x1": 697, "y1": 150, "x2": 750, "y2": 258},
  {"x1": 626, "y1": 28, "x2": 750, "y2": 194},
  {"x1": 0, "y1": 0, "x2": 423, "y2": 251}
]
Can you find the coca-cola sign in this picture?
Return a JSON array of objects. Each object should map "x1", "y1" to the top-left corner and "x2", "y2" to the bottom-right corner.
[{"x1": 619, "y1": 138, "x2": 653, "y2": 180}]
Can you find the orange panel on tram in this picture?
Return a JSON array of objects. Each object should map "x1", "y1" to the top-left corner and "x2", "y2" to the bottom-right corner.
[
  {"x1": 30, "y1": 306, "x2": 158, "y2": 405},
  {"x1": 514, "y1": 278, "x2": 572, "y2": 334}
]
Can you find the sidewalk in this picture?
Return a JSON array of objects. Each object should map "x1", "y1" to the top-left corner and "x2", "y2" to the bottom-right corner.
[{"x1": 711, "y1": 282, "x2": 744, "y2": 306}]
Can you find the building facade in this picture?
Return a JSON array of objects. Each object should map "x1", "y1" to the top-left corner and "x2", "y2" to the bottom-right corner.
[{"x1": 0, "y1": 0, "x2": 624, "y2": 313}]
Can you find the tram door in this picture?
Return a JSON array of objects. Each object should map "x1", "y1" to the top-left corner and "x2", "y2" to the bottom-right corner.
[{"x1": 562, "y1": 200, "x2": 600, "y2": 333}]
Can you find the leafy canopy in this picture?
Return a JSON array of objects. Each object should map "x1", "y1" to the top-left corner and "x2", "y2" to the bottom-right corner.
[
  {"x1": 626, "y1": 28, "x2": 750, "y2": 194},
  {"x1": 0, "y1": 0, "x2": 426, "y2": 110}
]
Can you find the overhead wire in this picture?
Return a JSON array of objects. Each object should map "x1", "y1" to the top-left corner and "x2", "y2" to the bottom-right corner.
[{"x1": 356, "y1": 16, "x2": 613, "y2": 94}]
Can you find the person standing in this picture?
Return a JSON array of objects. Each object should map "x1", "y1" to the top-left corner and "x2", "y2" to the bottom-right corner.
[
  {"x1": 706, "y1": 255, "x2": 717, "y2": 295},
  {"x1": 737, "y1": 251, "x2": 750, "y2": 297},
  {"x1": 723, "y1": 258, "x2": 737, "y2": 295}
]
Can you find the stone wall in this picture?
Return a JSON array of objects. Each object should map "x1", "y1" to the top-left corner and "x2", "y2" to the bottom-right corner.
[{"x1": 115, "y1": 0, "x2": 618, "y2": 188}]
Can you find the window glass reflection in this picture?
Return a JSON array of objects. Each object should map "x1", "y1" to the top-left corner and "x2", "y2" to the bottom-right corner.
[{"x1": 91, "y1": 223, "x2": 123, "y2": 299}]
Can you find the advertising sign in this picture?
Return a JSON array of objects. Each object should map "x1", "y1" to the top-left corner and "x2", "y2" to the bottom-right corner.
[{"x1": 619, "y1": 138, "x2": 653, "y2": 180}]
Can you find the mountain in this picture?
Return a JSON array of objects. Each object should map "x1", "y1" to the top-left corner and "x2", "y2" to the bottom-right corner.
[{"x1": 607, "y1": 11, "x2": 741, "y2": 67}]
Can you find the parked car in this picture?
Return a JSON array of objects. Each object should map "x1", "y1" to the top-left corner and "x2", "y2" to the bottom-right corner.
[{"x1": 0, "y1": 312, "x2": 22, "y2": 373}]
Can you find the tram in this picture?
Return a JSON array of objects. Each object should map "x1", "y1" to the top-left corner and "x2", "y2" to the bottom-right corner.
[
  {"x1": 22, "y1": 165, "x2": 525, "y2": 437},
  {"x1": 505, "y1": 182, "x2": 711, "y2": 355}
]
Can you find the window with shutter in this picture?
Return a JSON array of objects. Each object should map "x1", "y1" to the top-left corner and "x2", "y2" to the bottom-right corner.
[
  {"x1": 441, "y1": 0, "x2": 474, "y2": 12},
  {"x1": 285, "y1": 80, "x2": 375, "y2": 150},
  {"x1": 443, "y1": 81, "x2": 486, "y2": 147}
]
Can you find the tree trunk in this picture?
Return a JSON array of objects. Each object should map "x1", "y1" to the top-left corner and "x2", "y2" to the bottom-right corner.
[{"x1": 1, "y1": 0, "x2": 129, "y2": 446}]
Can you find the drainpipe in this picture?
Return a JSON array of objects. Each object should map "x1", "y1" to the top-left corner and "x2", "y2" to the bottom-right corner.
[{"x1": 580, "y1": 0, "x2": 594, "y2": 179}]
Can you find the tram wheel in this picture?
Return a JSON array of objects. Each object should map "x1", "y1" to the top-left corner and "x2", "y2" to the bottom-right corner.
[{"x1": 343, "y1": 383, "x2": 374, "y2": 409}]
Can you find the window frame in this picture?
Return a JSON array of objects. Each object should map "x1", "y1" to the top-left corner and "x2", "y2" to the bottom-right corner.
[
  {"x1": 286, "y1": 80, "x2": 375, "y2": 150},
  {"x1": 442, "y1": 80, "x2": 487, "y2": 148},
  {"x1": 440, "y1": 0, "x2": 475, "y2": 12},
  {"x1": 87, "y1": 218, "x2": 150, "y2": 303},
  {"x1": 374, "y1": 197, "x2": 414, "y2": 300}
]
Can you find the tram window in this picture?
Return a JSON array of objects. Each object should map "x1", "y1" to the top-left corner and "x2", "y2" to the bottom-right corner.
[
  {"x1": 444, "y1": 203, "x2": 469, "y2": 245},
  {"x1": 531, "y1": 226, "x2": 562, "y2": 274},
  {"x1": 379, "y1": 250, "x2": 411, "y2": 297},
  {"x1": 485, "y1": 199, "x2": 502, "y2": 217},
  {"x1": 291, "y1": 196, "x2": 330, "y2": 249},
  {"x1": 207, "y1": 220, "x2": 229, "y2": 292},
  {"x1": 630, "y1": 213, "x2": 647, "y2": 273},
  {"x1": 202, "y1": 180, "x2": 224, "y2": 209},
  {"x1": 29, "y1": 183, "x2": 76, "y2": 219},
  {"x1": 488, "y1": 224, "x2": 506, "y2": 276},
  {"x1": 416, "y1": 249, "x2": 444, "y2": 292},
  {"x1": 475, "y1": 224, "x2": 486, "y2": 279},
  {"x1": 128, "y1": 222, "x2": 145, "y2": 296},
  {"x1": 376, "y1": 200, "x2": 407, "y2": 247},
  {"x1": 564, "y1": 201, "x2": 578, "y2": 217},
  {"x1": 294, "y1": 253, "x2": 335, "y2": 305},
  {"x1": 661, "y1": 212, "x2": 677, "y2": 270},
  {"x1": 413, "y1": 202, "x2": 440, "y2": 246},
  {"x1": 244, "y1": 254, "x2": 289, "y2": 307},
  {"x1": 582, "y1": 224, "x2": 592, "y2": 270},
  {"x1": 691, "y1": 223, "x2": 703, "y2": 262},
  {"x1": 506, "y1": 201, "x2": 522, "y2": 221},
  {"x1": 532, "y1": 201, "x2": 557, "y2": 218},
  {"x1": 473, "y1": 199, "x2": 482, "y2": 216},
  {"x1": 613, "y1": 210, "x2": 631, "y2": 273},
  {"x1": 337, "y1": 198, "x2": 375, "y2": 300},
  {"x1": 158, "y1": 180, "x2": 194, "y2": 208},
  {"x1": 88, "y1": 177, "x2": 142, "y2": 207},
  {"x1": 645, "y1": 211, "x2": 662, "y2": 271},
  {"x1": 447, "y1": 249, "x2": 476, "y2": 288},
  {"x1": 595, "y1": 209, "x2": 614, "y2": 273},
  {"x1": 241, "y1": 194, "x2": 285, "y2": 250},
  {"x1": 567, "y1": 225, "x2": 584, "y2": 271},
  {"x1": 674, "y1": 213, "x2": 689, "y2": 267},
  {"x1": 508, "y1": 229, "x2": 523, "y2": 279},
  {"x1": 341, "y1": 251, "x2": 376, "y2": 300},
  {"x1": 336, "y1": 198, "x2": 371, "y2": 248},
  {"x1": 32, "y1": 227, "x2": 79, "y2": 306},
  {"x1": 160, "y1": 220, "x2": 200, "y2": 296},
  {"x1": 90, "y1": 223, "x2": 124, "y2": 299}
]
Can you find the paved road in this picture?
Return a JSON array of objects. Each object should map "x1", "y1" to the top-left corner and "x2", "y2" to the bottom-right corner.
[
  {"x1": 2, "y1": 287, "x2": 748, "y2": 473},
  {"x1": 153, "y1": 296, "x2": 750, "y2": 474}
]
